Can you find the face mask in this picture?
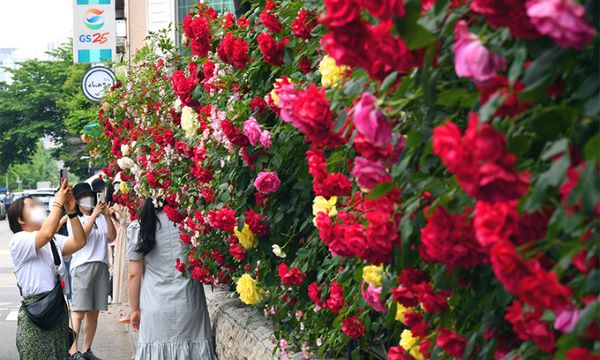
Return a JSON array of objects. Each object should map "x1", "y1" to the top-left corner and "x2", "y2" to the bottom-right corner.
[
  {"x1": 30, "y1": 206, "x2": 48, "y2": 225},
  {"x1": 78, "y1": 197, "x2": 95, "y2": 211}
]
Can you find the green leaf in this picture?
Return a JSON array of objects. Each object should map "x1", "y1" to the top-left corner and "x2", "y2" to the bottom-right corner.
[
  {"x1": 529, "y1": 106, "x2": 577, "y2": 141},
  {"x1": 584, "y1": 133, "x2": 600, "y2": 163},
  {"x1": 435, "y1": 88, "x2": 477, "y2": 108},
  {"x1": 479, "y1": 93, "x2": 506, "y2": 122},
  {"x1": 367, "y1": 182, "x2": 393, "y2": 200},
  {"x1": 380, "y1": 72, "x2": 399, "y2": 94},
  {"x1": 574, "y1": 300, "x2": 600, "y2": 334},
  {"x1": 508, "y1": 46, "x2": 527, "y2": 86},
  {"x1": 542, "y1": 139, "x2": 569, "y2": 161}
]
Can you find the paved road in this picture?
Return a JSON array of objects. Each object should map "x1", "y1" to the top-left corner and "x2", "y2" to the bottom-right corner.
[
  {"x1": 0, "y1": 219, "x2": 20, "y2": 360},
  {"x1": 0, "y1": 219, "x2": 134, "y2": 360}
]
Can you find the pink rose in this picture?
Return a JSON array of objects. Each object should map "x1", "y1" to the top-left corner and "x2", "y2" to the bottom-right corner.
[
  {"x1": 554, "y1": 307, "x2": 581, "y2": 333},
  {"x1": 351, "y1": 157, "x2": 391, "y2": 190},
  {"x1": 254, "y1": 171, "x2": 281, "y2": 194},
  {"x1": 243, "y1": 117, "x2": 262, "y2": 146},
  {"x1": 353, "y1": 93, "x2": 392, "y2": 148},
  {"x1": 361, "y1": 283, "x2": 387, "y2": 313},
  {"x1": 453, "y1": 20, "x2": 506, "y2": 84},
  {"x1": 526, "y1": 0, "x2": 597, "y2": 49},
  {"x1": 260, "y1": 130, "x2": 272, "y2": 148}
]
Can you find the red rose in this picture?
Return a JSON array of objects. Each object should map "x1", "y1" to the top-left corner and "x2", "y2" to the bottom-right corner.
[
  {"x1": 164, "y1": 205, "x2": 185, "y2": 223},
  {"x1": 298, "y1": 57, "x2": 313, "y2": 74},
  {"x1": 478, "y1": 75, "x2": 528, "y2": 118},
  {"x1": 363, "y1": 209, "x2": 398, "y2": 264},
  {"x1": 278, "y1": 263, "x2": 305, "y2": 286},
  {"x1": 403, "y1": 311, "x2": 427, "y2": 337},
  {"x1": 217, "y1": 33, "x2": 250, "y2": 68},
  {"x1": 436, "y1": 328, "x2": 467, "y2": 359},
  {"x1": 257, "y1": 32, "x2": 288, "y2": 66},
  {"x1": 322, "y1": 19, "x2": 370, "y2": 69},
  {"x1": 474, "y1": 200, "x2": 519, "y2": 249},
  {"x1": 229, "y1": 243, "x2": 246, "y2": 261},
  {"x1": 505, "y1": 301, "x2": 556, "y2": 353},
  {"x1": 308, "y1": 282, "x2": 323, "y2": 306},
  {"x1": 172, "y1": 69, "x2": 199, "y2": 107},
  {"x1": 359, "y1": 0, "x2": 405, "y2": 19},
  {"x1": 420, "y1": 207, "x2": 485, "y2": 268},
  {"x1": 244, "y1": 209, "x2": 269, "y2": 235},
  {"x1": 325, "y1": 280, "x2": 345, "y2": 314},
  {"x1": 471, "y1": 0, "x2": 540, "y2": 39},
  {"x1": 566, "y1": 348, "x2": 600, "y2": 360},
  {"x1": 323, "y1": 0, "x2": 361, "y2": 27},
  {"x1": 365, "y1": 22, "x2": 415, "y2": 81},
  {"x1": 412, "y1": 282, "x2": 450, "y2": 313},
  {"x1": 207, "y1": 207, "x2": 237, "y2": 233},
  {"x1": 388, "y1": 346, "x2": 413, "y2": 360},
  {"x1": 250, "y1": 97, "x2": 267, "y2": 114},
  {"x1": 260, "y1": 10, "x2": 281, "y2": 33},
  {"x1": 175, "y1": 258, "x2": 186, "y2": 274},
  {"x1": 341, "y1": 316, "x2": 365, "y2": 339},
  {"x1": 221, "y1": 119, "x2": 250, "y2": 147},
  {"x1": 292, "y1": 10, "x2": 316, "y2": 40},
  {"x1": 191, "y1": 265, "x2": 212, "y2": 284}
]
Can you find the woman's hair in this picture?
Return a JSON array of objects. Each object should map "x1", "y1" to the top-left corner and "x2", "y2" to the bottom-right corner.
[
  {"x1": 106, "y1": 183, "x2": 116, "y2": 207},
  {"x1": 7, "y1": 197, "x2": 32, "y2": 233},
  {"x1": 135, "y1": 198, "x2": 161, "y2": 255}
]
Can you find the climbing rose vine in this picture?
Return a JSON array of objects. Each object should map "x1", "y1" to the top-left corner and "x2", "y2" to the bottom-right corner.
[{"x1": 90, "y1": 0, "x2": 599, "y2": 358}]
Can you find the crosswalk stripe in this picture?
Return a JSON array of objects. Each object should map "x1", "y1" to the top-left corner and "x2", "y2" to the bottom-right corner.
[{"x1": 5, "y1": 310, "x2": 18, "y2": 321}]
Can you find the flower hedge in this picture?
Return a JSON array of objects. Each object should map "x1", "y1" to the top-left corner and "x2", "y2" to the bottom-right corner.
[{"x1": 90, "y1": 0, "x2": 599, "y2": 358}]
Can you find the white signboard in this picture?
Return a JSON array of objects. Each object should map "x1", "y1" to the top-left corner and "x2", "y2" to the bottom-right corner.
[
  {"x1": 81, "y1": 66, "x2": 116, "y2": 102},
  {"x1": 73, "y1": 0, "x2": 116, "y2": 64}
]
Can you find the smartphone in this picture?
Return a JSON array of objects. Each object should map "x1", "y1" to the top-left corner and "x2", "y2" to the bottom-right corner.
[
  {"x1": 59, "y1": 169, "x2": 68, "y2": 184},
  {"x1": 97, "y1": 190, "x2": 107, "y2": 203}
]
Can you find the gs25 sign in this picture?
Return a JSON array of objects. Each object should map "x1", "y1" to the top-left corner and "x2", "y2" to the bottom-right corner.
[{"x1": 79, "y1": 32, "x2": 110, "y2": 45}]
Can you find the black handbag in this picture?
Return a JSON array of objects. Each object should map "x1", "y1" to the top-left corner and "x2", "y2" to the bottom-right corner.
[{"x1": 18, "y1": 238, "x2": 74, "y2": 343}]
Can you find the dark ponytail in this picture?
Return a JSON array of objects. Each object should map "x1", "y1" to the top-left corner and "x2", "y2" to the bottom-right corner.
[{"x1": 135, "y1": 198, "x2": 161, "y2": 255}]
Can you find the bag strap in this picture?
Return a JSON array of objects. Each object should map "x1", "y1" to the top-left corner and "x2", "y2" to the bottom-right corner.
[{"x1": 16, "y1": 237, "x2": 62, "y2": 299}]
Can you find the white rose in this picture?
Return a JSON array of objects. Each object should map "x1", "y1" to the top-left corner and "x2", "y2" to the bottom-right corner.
[
  {"x1": 272, "y1": 244, "x2": 287, "y2": 258},
  {"x1": 120, "y1": 144, "x2": 130, "y2": 156},
  {"x1": 181, "y1": 106, "x2": 199, "y2": 139},
  {"x1": 117, "y1": 157, "x2": 135, "y2": 170}
]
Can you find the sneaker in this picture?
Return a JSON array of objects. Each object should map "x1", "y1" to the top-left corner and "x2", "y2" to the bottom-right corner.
[
  {"x1": 82, "y1": 349, "x2": 103, "y2": 360},
  {"x1": 69, "y1": 352, "x2": 85, "y2": 360}
]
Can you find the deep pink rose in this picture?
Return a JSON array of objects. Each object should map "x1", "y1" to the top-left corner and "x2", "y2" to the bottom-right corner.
[
  {"x1": 526, "y1": 0, "x2": 597, "y2": 49},
  {"x1": 361, "y1": 284, "x2": 387, "y2": 313},
  {"x1": 353, "y1": 93, "x2": 392, "y2": 148},
  {"x1": 453, "y1": 20, "x2": 506, "y2": 84},
  {"x1": 554, "y1": 307, "x2": 581, "y2": 333},
  {"x1": 242, "y1": 117, "x2": 262, "y2": 146},
  {"x1": 351, "y1": 157, "x2": 391, "y2": 190},
  {"x1": 254, "y1": 171, "x2": 281, "y2": 194},
  {"x1": 259, "y1": 130, "x2": 272, "y2": 148}
]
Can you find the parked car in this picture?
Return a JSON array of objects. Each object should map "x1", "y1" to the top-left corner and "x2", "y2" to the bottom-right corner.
[
  {"x1": 29, "y1": 191, "x2": 56, "y2": 213},
  {"x1": 0, "y1": 201, "x2": 5, "y2": 220}
]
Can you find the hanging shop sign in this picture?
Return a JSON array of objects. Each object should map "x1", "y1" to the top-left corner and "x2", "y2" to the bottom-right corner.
[
  {"x1": 73, "y1": 0, "x2": 116, "y2": 64},
  {"x1": 81, "y1": 66, "x2": 116, "y2": 102}
]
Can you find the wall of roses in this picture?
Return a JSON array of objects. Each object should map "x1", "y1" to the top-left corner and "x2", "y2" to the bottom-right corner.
[{"x1": 91, "y1": 0, "x2": 599, "y2": 359}]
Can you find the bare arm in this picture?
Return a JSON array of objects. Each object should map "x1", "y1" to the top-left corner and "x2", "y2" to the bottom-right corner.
[
  {"x1": 82, "y1": 203, "x2": 105, "y2": 237},
  {"x1": 128, "y1": 259, "x2": 144, "y2": 332},
  {"x1": 35, "y1": 179, "x2": 70, "y2": 250},
  {"x1": 62, "y1": 217, "x2": 87, "y2": 257},
  {"x1": 104, "y1": 207, "x2": 117, "y2": 242}
]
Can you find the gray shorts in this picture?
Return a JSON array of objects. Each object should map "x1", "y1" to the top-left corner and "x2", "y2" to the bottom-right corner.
[{"x1": 71, "y1": 262, "x2": 109, "y2": 311}]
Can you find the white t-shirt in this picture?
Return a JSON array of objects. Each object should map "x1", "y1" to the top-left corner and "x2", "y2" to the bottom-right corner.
[
  {"x1": 68, "y1": 214, "x2": 109, "y2": 270},
  {"x1": 10, "y1": 231, "x2": 67, "y2": 297}
]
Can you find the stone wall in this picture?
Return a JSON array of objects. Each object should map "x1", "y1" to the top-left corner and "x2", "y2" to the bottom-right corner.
[{"x1": 203, "y1": 285, "x2": 279, "y2": 360}]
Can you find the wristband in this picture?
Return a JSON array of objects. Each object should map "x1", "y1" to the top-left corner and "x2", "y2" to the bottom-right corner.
[
  {"x1": 68, "y1": 212, "x2": 79, "y2": 219},
  {"x1": 53, "y1": 203, "x2": 63, "y2": 209}
]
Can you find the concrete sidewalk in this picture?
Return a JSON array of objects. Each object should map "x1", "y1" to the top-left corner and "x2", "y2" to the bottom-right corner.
[{"x1": 74, "y1": 303, "x2": 135, "y2": 360}]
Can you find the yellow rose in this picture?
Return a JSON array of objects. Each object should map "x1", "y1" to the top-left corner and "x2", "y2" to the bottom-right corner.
[
  {"x1": 319, "y1": 55, "x2": 347, "y2": 88},
  {"x1": 236, "y1": 274, "x2": 263, "y2": 305},
  {"x1": 269, "y1": 89, "x2": 280, "y2": 106},
  {"x1": 400, "y1": 330, "x2": 423, "y2": 360},
  {"x1": 119, "y1": 182, "x2": 130, "y2": 194},
  {"x1": 235, "y1": 223, "x2": 257, "y2": 249},
  {"x1": 312, "y1": 196, "x2": 337, "y2": 225},
  {"x1": 181, "y1": 106, "x2": 199, "y2": 139},
  {"x1": 392, "y1": 302, "x2": 411, "y2": 322},
  {"x1": 362, "y1": 264, "x2": 384, "y2": 287}
]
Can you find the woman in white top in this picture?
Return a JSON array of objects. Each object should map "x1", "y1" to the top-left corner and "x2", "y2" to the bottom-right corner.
[
  {"x1": 67, "y1": 182, "x2": 116, "y2": 360},
  {"x1": 8, "y1": 179, "x2": 87, "y2": 359}
]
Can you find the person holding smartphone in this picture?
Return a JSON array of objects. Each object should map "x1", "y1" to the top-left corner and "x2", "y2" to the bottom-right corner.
[
  {"x1": 67, "y1": 183, "x2": 116, "y2": 360},
  {"x1": 8, "y1": 179, "x2": 87, "y2": 359}
]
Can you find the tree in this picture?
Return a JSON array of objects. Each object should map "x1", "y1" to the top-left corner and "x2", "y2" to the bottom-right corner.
[
  {"x1": 0, "y1": 41, "x2": 96, "y2": 177},
  {"x1": 1, "y1": 141, "x2": 60, "y2": 190}
]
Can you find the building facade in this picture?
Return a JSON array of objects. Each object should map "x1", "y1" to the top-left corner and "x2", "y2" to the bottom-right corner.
[{"x1": 122, "y1": 0, "x2": 235, "y2": 63}]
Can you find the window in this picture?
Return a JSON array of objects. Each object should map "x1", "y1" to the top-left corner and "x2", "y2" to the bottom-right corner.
[{"x1": 177, "y1": 0, "x2": 235, "y2": 25}]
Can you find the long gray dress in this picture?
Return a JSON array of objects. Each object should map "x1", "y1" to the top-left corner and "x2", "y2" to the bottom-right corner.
[{"x1": 127, "y1": 212, "x2": 214, "y2": 360}]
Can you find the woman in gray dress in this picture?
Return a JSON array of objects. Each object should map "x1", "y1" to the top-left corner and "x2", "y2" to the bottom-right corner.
[{"x1": 127, "y1": 198, "x2": 214, "y2": 359}]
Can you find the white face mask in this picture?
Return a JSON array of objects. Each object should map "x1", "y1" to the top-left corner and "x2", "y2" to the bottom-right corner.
[
  {"x1": 29, "y1": 206, "x2": 48, "y2": 225},
  {"x1": 78, "y1": 197, "x2": 95, "y2": 211}
]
